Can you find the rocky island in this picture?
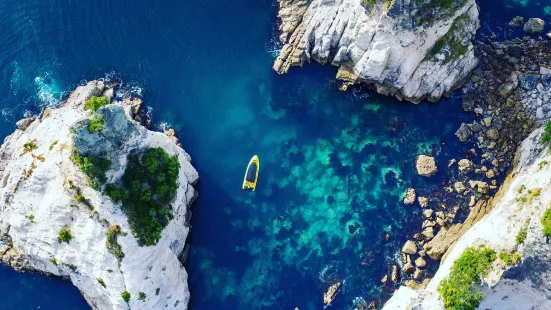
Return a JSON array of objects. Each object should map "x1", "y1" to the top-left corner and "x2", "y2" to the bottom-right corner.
[
  {"x1": 0, "y1": 81, "x2": 198, "y2": 309},
  {"x1": 274, "y1": 0, "x2": 479, "y2": 103}
]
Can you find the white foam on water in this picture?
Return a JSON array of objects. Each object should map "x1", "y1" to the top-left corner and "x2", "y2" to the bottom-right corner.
[{"x1": 34, "y1": 72, "x2": 65, "y2": 108}]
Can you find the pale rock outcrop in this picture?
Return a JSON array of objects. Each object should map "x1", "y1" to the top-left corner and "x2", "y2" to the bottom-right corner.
[
  {"x1": 416, "y1": 155, "x2": 437, "y2": 177},
  {"x1": 0, "y1": 81, "x2": 198, "y2": 309},
  {"x1": 403, "y1": 188, "x2": 416, "y2": 205},
  {"x1": 274, "y1": 0, "x2": 480, "y2": 103},
  {"x1": 524, "y1": 18, "x2": 545, "y2": 35},
  {"x1": 383, "y1": 128, "x2": 551, "y2": 309}
]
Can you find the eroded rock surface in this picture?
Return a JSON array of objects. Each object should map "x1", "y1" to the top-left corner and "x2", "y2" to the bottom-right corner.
[{"x1": 274, "y1": 0, "x2": 480, "y2": 103}]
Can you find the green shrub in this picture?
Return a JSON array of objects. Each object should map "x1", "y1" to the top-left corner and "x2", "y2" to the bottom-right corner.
[
  {"x1": 155, "y1": 288, "x2": 160, "y2": 296},
  {"x1": 106, "y1": 225, "x2": 124, "y2": 261},
  {"x1": 71, "y1": 149, "x2": 111, "y2": 190},
  {"x1": 541, "y1": 207, "x2": 551, "y2": 237},
  {"x1": 58, "y1": 227, "x2": 73, "y2": 243},
  {"x1": 138, "y1": 292, "x2": 146, "y2": 300},
  {"x1": 516, "y1": 228, "x2": 527, "y2": 245},
  {"x1": 438, "y1": 246, "x2": 496, "y2": 310},
  {"x1": 499, "y1": 251, "x2": 513, "y2": 265},
  {"x1": 49, "y1": 140, "x2": 58, "y2": 151},
  {"x1": 88, "y1": 113, "x2": 105, "y2": 133},
  {"x1": 513, "y1": 253, "x2": 521, "y2": 264},
  {"x1": 121, "y1": 291, "x2": 131, "y2": 303},
  {"x1": 541, "y1": 121, "x2": 551, "y2": 146},
  {"x1": 67, "y1": 264, "x2": 78, "y2": 272},
  {"x1": 21, "y1": 141, "x2": 38, "y2": 155},
  {"x1": 97, "y1": 278, "x2": 106, "y2": 288},
  {"x1": 104, "y1": 183, "x2": 128, "y2": 203},
  {"x1": 50, "y1": 258, "x2": 57, "y2": 265},
  {"x1": 84, "y1": 96, "x2": 109, "y2": 112},
  {"x1": 118, "y1": 147, "x2": 180, "y2": 246}
]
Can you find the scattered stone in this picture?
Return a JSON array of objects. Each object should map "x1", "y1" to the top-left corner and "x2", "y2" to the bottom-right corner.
[
  {"x1": 486, "y1": 129, "x2": 499, "y2": 141},
  {"x1": 403, "y1": 188, "x2": 416, "y2": 205},
  {"x1": 454, "y1": 182, "x2": 466, "y2": 194},
  {"x1": 402, "y1": 240, "x2": 417, "y2": 255},
  {"x1": 418, "y1": 196, "x2": 429, "y2": 208},
  {"x1": 447, "y1": 159, "x2": 456, "y2": 168},
  {"x1": 391, "y1": 265, "x2": 399, "y2": 283},
  {"x1": 413, "y1": 268, "x2": 425, "y2": 280},
  {"x1": 458, "y1": 159, "x2": 474, "y2": 174},
  {"x1": 509, "y1": 16, "x2": 524, "y2": 28},
  {"x1": 422, "y1": 227, "x2": 435, "y2": 240},
  {"x1": 519, "y1": 74, "x2": 538, "y2": 90},
  {"x1": 415, "y1": 256, "x2": 427, "y2": 268},
  {"x1": 455, "y1": 123, "x2": 472, "y2": 142},
  {"x1": 469, "y1": 180, "x2": 489, "y2": 194},
  {"x1": 498, "y1": 72, "x2": 518, "y2": 97},
  {"x1": 524, "y1": 18, "x2": 545, "y2": 35},
  {"x1": 422, "y1": 209, "x2": 434, "y2": 219},
  {"x1": 416, "y1": 155, "x2": 437, "y2": 177},
  {"x1": 380, "y1": 274, "x2": 388, "y2": 285},
  {"x1": 483, "y1": 117, "x2": 492, "y2": 127},
  {"x1": 547, "y1": 31, "x2": 551, "y2": 40},
  {"x1": 469, "y1": 195, "x2": 476, "y2": 207},
  {"x1": 486, "y1": 169, "x2": 495, "y2": 179}
]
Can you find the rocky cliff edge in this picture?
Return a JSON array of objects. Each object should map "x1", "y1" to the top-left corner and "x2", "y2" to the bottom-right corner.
[
  {"x1": 0, "y1": 81, "x2": 198, "y2": 309},
  {"x1": 274, "y1": 0, "x2": 480, "y2": 103}
]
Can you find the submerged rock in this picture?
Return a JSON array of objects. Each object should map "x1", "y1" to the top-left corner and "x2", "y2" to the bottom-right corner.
[
  {"x1": 523, "y1": 18, "x2": 545, "y2": 35},
  {"x1": 458, "y1": 158, "x2": 474, "y2": 174},
  {"x1": 0, "y1": 81, "x2": 199, "y2": 309},
  {"x1": 273, "y1": 0, "x2": 480, "y2": 103},
  {"x1": 323, "y1": 282, "x2": 341, "y2": 306},
  {"x1": 416, "y1": 155, "x2": 437, "y2": 177}
]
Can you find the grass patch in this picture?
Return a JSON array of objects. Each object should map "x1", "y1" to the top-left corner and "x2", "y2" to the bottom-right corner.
[
  {"x1": 539, "y1": 160, "x2": 549, "y2": 170},
  {"x1": 118, "y1": 147, "x2": 180, "y2": 246},
  {"x1": 50, "y1": 258, "x2": 57, "y2": 265},
  {"x1": 21, "y1": 141, "x2": 38, "y2": 155},
  {"x1": 541, "y1": 121, "x2": 551, "y2": 147},
  {"x1": 516, "y1": 187, "x2": 541, "y2": 209},
  {"x1": 49, "y1": 140, "x2": 58, "y2": 151},
  {"x1": 516, "y1": 228, "x2": 528, "y2": 245},
  {"x1": 25, "y1": 214, "x2": 35, "y2": 223},
  {"x1": 499, "y1": 251, "x2": 520, "y2": 266},
  {"x1": 58, "y1": 227, "x2": 72, "y2": 244},
  {"x1": 106, "y1": 225, "x2": 124, "y2": 261},
  {"x1": 121, "y1": 291, "x2": 131, "y2": 303},
  {"x1": 71, "y1": 149, "x2": 111, "y2": 190},
  {"x1": 541, "y1": 206, "x2": 551, "y2": 237},
  {"x1": 97, "y1": 278, "x2": 106, "y2": 288},
  {"x1": 88, "y1": 113, "x2": 105, "y2": 133},
  {"x1": 438, "y1": 245, "x2": 496, "y2": 310},
  {"x1": 84, "y1": 96, "x2": 109, "y2": 112}
]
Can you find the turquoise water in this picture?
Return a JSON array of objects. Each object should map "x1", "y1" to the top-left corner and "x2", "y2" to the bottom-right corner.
[{"x1": 0, "y1": 0, "x2": 548, "y2": 309}]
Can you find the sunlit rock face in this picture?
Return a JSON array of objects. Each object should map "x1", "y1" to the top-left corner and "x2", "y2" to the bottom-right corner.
[
  {"x1": 274, "y1": 0, "x2": 480, "y2": 103},
  {"x1": 0, "y1": 81, "x2": 198, "y2": 309}
]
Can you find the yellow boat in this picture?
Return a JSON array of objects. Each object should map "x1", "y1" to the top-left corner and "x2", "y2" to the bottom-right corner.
[{"x1": 242, "y1": 155, "x2": 259, "y2": 191}]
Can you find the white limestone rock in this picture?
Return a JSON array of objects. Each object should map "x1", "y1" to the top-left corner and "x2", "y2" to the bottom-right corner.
[
  {"x1": 382, "y1": 127, "x2": 551, "y2": 309},
  {"x1": 274, "y1": 0, "x2": 480, "y2": 103},
  {"x1": 0, "y1": 81, "x2": 198, "y2": 310}
]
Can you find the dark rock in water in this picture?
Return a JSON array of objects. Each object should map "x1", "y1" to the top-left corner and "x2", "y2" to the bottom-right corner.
[
  {"x1": 524, "y1": 18, "x2": 545, "y2": 35},
  {"x1": 455, "y1": 123, "x2": 472, "y2": 143},
  {"x1": 509, "y1": 16, "x2": 524, "y2": 28},
  {"x1": 519, "y1": 74, "x2": 537, "y2": 90},
  {"x1": 462, "y1": 96, "x2": 476, "y2": 112},
  {"x1": 326, "y1": 195, "x2": 334, "y2": 204},
  {"x1": 541, "y1": 75, "x2": 551, "y2": 88}
]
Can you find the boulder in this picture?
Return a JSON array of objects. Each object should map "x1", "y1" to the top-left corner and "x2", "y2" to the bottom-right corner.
[
  {"x1": 519, "y1": 74, "x2": 538, "y2": 91},
  {"x1": 455, "y1": 123, "x2": 472, "y2": 142},
  {"x1": 15, "y1": 117, "x2": 36, "y2": 131},
  {"x1": 509, "y1": 16, "x2": 524, "y2": 28},
  {"x1": 498, "y1": 72, "x2": 519, "y2": 97},
  {"x1": 402, "y1": 240, "x2": 418, "y2": 255},
  {"x1": 391, "y1": 265, "x2": 399, "y2": 283},
  {"x1": 486, "y1": 129, "x2": 499, "y2": 141},
  {"x1": 403, "y1": 260, "x2": 415, "y2": 274},
  {"x1": 416, "y1": 155, "x2": 437, "y2": 177},
  {"x1": 414, "y1": 257, "x2": 427, "y2": 268},
  {"x1": 404, "y1": 188, "x2": 416, "y2": 205},
  {"x1": 458, "y1": 159, "x2": 474, "y2": 174},
  {"x1": 469, "y1": 180, "x2": 489, "y2": 194},
  {"x1": 422, "y1": 209, "x2": 434, "y2": 219},
  {"x1": 523, "y1": 18, "x2": 545, "y2": 34},
  {"x1": 454, "y1": 182, "x2": 466, "y2": 194},
  {"x1": 413, "y1": 268, "x2": 425, "y2": 280},
  {"x1": 418, "y1": 196, "x2": 429, "y2": 208}
]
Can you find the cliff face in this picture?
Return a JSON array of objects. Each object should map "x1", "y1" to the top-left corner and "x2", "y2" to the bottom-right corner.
[
  {"x1": 0, "y1": 81, "x2": 198, "y2": 309},
  {"x1": 274, "y1": 0, "x2": 480, "y2": 103},
  {"x1": 383, "y1": 128, "x2": 551, "y2": 309}
]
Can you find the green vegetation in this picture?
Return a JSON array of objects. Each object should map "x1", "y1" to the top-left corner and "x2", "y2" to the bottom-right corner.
[
  {"x1": 67, "y1": 264, "x2": 78, "y2": 272},
  {"x1": 21, "y1": 141, "x2": 38, "y2": 155},
  {"x1": 88, "y1": 113, "x2": 105, "y2": 133},
  {"x1": 71, "y1": 149, "x2": 111, "y2": 190},
  {"x1": 121, "y1": 291, "x2": 131, "y2": 303},
  {"x1": 106, "y1": 225, "x2": 124, "y2": 261},
  {"x1": 499, "y1": 251, "x2": 520, "y2": 266},
  {"x1": 427, "y1": 13, "x2": 470, "y2": 63},
  {"x1": 513, "y1": 253, "x2": 521, "y2": 263},
  {"x1": 50, "y1": 258, "x2": 57, "y2": 265},
  {"x1": 26, "y1": 214, "x2": 35, "y2": 223},
  {"x1": 97, "y1": 278, "x2": 106, "y2": 288},
  {"x1": 539, "y1": 160, "x2": 549, "y2": 170},
  {"x1": 541, "y1": 121, "x2": 551, "y2": 147},
  {"x1": 118, "y1": 147, "x2": 180, "y2": 246},
  {"x1": 49, "y1": 140, "x2": 58, "y2": 151},
  {"x1": 516, "y1": 227, "x2": 527, "y2": 245},
  {"x1": 541, "y1": 206, "x2": 551, "y2": 237},
  {"x1": 138, "y1": 292, "x2": 146, "y2": 300},
  {"x1": 516, "y1": 187, "x2": 541, "y2": 209},
  {"x1": 104, "y1": 183, "x2": 128, "y2": 203},
  {"x1": 58, "y1": 227, "x2": 72, "y2": 244},
  {"x1": 84, "y1": 96, "x2": 109, "y2": 112},
  {"x1": 438, "y1": 246, "x2": 496, "y2": 310}
]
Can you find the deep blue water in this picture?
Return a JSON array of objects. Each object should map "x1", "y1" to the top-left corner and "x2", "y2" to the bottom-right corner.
[{"x1": 0, "y1": 0, "x2": 548, "y2": 309}]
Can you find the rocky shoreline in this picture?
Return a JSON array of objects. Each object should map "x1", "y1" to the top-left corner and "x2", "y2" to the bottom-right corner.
[
  {"x1": 273, "y1": 0, "x2": 480, "y2": 103},
  {"x1": 0, "y1": 81, "x2": 198, "y2": 309}
]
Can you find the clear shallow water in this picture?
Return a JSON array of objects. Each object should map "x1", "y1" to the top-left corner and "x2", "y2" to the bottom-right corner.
[{"x1": 0, "y1": 0, "x2": 548, "y2": 309}]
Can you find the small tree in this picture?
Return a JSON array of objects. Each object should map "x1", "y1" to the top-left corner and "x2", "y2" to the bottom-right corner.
[
  {"x1": 121, "y1": 291, "x2": 131, "y2": 303},
  {"x1": 58, "y1": 227, "x2": 72, "y2": 243}
]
